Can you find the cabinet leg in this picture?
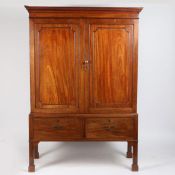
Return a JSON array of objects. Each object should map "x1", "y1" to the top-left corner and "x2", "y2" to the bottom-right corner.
[
  {"x1": 28, "y1": 141, "x2": 35, "y2": 172},
  {"x1": 126, "y1": 141, "x2": 133, "y2": 158},
  {"x1": 132, "y1": 141, "x2": 139, "y2": 171},
  {"x1": 34, "y1": 142, "x2": 39, "y2": 159}
]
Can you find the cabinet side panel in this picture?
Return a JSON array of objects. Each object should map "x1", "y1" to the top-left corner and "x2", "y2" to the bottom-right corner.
[
  {"x1": 29, "y1": 19, "x2": 36, "y2": 111},
  {"x1": 133, "y1": 19, "x2": 139, "y2": 112}
]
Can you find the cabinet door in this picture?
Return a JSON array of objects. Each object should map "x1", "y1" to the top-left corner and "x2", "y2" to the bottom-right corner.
[
  {"x1": 33, "y1": 19, "x2": 83, "y2": 113},
  {"x1": 85, "y1": 19, "x2": 137, "y2": 113}
]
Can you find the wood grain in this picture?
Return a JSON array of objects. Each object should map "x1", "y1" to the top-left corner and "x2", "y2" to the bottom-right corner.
[
  {"x1": 89, "y1": 24, "x2": 133, "y2": 108},
  {"x1": 84, "y1": 19, "x2": 135, "y2": 114},
  {"x1": 39, "y1": 26, "x2": 76, "y2": 105}
]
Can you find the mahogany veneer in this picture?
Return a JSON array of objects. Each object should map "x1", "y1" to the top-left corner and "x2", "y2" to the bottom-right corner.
[{"x1": 25, "y1": 6, "x2": 142, "y2": 172}]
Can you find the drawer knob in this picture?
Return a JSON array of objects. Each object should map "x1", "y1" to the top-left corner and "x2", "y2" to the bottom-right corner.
[{"x1": 108, "y1": 119, "x2": 111, "y2": 123}]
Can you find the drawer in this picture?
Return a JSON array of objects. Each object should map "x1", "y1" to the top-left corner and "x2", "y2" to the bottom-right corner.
[
  {"x1": 34, "y1": 118, "x2": 83, "y2": 140},
  {"x1": 86, "y1": 118, "x2": 135, "y2": 140}
]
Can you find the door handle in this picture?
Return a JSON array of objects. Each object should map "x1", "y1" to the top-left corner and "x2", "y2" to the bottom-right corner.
[
  {"x1": 82, "y1": 60, "x2": 89, "y2": 64},
  {"x1": 82, "y1": 60, "x2": 89, "y2": 71}
]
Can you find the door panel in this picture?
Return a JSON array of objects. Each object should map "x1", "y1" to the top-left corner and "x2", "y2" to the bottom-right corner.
[
  {"x1": 87, "y1": 20, "x2": 134, "y2": 113},
  {"x1": 34, "y1": 20, "x2": 83, "y2": 113}
]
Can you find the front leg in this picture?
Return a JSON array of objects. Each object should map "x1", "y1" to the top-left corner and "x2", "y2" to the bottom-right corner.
[
  {"x1": 28, "y1": 141, "x2": 35, "y2": 172},
  {"x1": 132, "y1": 141, "x2": 139, "y2": 171}
]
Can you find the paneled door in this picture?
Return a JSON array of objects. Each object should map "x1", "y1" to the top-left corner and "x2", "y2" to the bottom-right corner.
[
  {"x1": 85, "y1": 19, "x2": 136, "y2": 113},
  {"x1": 33, "y1": 19, "x2": 84, "y2": 113}
]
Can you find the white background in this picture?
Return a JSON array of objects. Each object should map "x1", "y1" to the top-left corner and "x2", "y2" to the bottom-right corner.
[{"x1": 0, "y1": 0, "x2": 175, "y2": 175}]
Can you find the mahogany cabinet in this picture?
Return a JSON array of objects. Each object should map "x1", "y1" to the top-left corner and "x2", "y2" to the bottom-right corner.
[{"x1": 25, "y1": 6, "x2": 142, "y2": 172}]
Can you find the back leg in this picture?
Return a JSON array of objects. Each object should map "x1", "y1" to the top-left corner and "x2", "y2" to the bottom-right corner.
[
  {"x1": 34, "y1": 142, "x2": 39, "y2": 159},
  {"x1": 126, "y1": 141, "x2": 133, "y2": 158}
]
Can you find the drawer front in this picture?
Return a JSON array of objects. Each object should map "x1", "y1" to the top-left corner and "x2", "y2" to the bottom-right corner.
[
  {"x1": 34, "y1": 118, "x2": 83, "y2": 140},
  {"x1": 86, "y1": 118, "x2": 135, "y2": 140}
]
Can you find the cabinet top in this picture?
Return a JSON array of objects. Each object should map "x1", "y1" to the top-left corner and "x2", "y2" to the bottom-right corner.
[{"x1": 25, "y1": 6, "x2": 143, "y2": 19}]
